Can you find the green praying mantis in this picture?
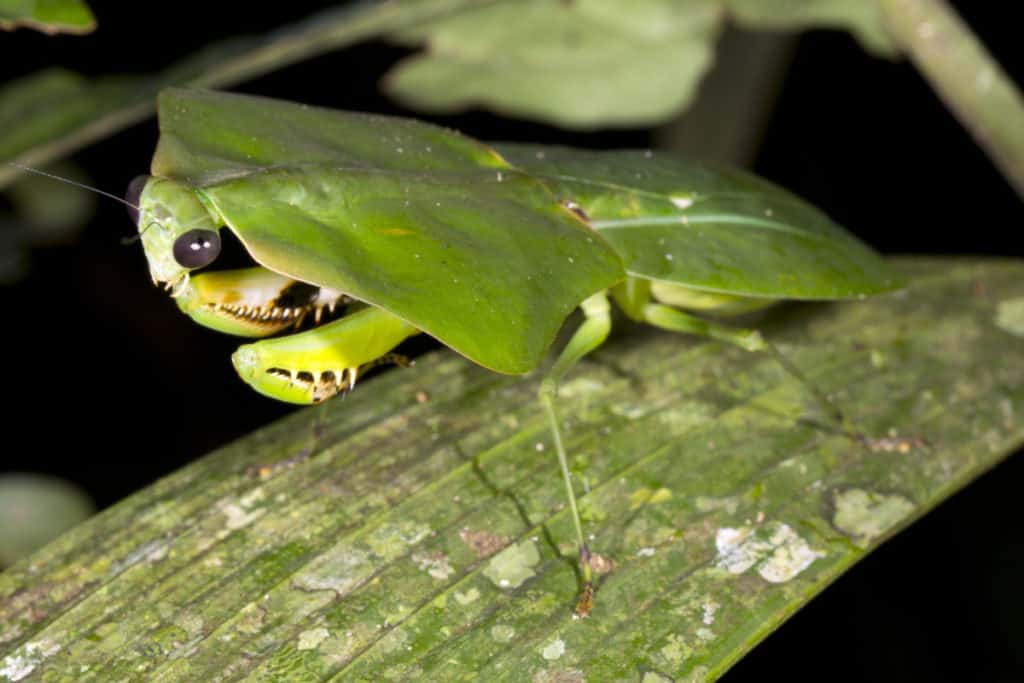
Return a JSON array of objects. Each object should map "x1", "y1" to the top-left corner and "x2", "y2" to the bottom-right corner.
[{"x1": 119, "y1": 88, "x2": 905, "y2": 617}]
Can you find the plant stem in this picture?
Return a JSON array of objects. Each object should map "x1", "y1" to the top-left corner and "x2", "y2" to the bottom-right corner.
[{"x1": 876, "y1": 0, "x2": 1024, "y2": 198}]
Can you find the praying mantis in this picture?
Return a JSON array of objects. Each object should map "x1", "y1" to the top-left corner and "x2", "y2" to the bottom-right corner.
[{"x1": 127, "y1": 87, "x2": 905, "y2": 616}]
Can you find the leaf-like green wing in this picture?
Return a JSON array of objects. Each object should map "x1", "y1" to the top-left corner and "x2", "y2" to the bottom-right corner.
[
  {"x1": 153, "y1": 89, "x2": 625, "y2": 374},
  {"x1": 498, "y1": 144, "x2": 906, "y2": 299}
]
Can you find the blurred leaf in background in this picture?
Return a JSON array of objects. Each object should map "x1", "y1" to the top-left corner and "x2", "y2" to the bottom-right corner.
[
  {"x1": 384, "y1": 0, "x2": 897, "y2": 128},
  {"x1": 0, "y1": 473, "x2": 94, "y2": 567},
  {"x1": 0, "y1": 0, "x2": 95, "y2": 34},
  {"x1": 0, "y1": 159, "x2": 96, "y2": 283}
]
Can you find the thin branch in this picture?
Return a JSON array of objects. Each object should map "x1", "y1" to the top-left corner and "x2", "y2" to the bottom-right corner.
[{"x1": 877, "y1": 0, "x2": 1024, "y2": 198}]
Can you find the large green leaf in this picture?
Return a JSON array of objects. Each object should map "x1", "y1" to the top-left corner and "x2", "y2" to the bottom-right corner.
[
  {"x1": 498, "y1": 144, "x2": 905, "y2": 298},
  {"x1": 1, "y1": 259, "x2": 1021, "y2": 680},
  {"x1": 0, "y1": 0, "x2": 94, "y2": 34},
  {"x1": 153, "y1": 88, "x2": 625, "y2": 374}
]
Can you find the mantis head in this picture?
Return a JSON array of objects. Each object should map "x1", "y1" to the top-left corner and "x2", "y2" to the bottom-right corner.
[
  {"x1": 128, "y1": 175, "x2": 351, "y2": 338},
  {"x1": 128, "y1": 175, "x2": 223, "y2": 296}
]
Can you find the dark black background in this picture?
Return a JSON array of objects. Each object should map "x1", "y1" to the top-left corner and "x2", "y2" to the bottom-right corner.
[{"x1": 1, "y1": 2, "x2": 1021, "y2": 680}]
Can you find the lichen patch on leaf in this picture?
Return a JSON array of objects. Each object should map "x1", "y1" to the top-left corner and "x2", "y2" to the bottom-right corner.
[
  {"x1": 832, "y1": 488, "x2": 915, "y2": 547},
  {"x1": 483, "y1": 539, "x2": 540, "y2": 589},
  {"x1": 412, "y1": 551, "x2": 454, "y2": 580},
  {"x1": 459, "y1": 527, "x2": 509, "y2": 558},
  {"x1": 218, "y1": 500, "x2": 264, "y2": 531},
  {"x1": 491, "y1": 624, "x2": 515, "y2": 642},
  {"x1": 296, "y1": 627, "x2": 330, "y2": 651},
  {"x1": 995, "y1": 296, "x2": 1024, "y2": 337},
  {"x1": 659, "y1": 633, "x2": 691, "y2": 668},
  {"x1": 0, "y1": 639, "x2": 60, "y2": 682},
  {"x1": 541, "y1": 638, "x2": 565, "y2": 661},
  {"x1": 714, "y1": 521, "x2": 823, "y2": 583}
]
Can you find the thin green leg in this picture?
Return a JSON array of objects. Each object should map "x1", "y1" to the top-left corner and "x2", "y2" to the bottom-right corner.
[
  {"x1": 642, "y1": 302, "x2": 853, "y2": 435},
  {"x1": 539, "y1": 292, "x2": 612, "y2": 618}
]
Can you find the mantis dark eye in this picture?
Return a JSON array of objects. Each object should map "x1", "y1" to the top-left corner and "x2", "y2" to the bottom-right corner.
[
  {"x1": 173, "y1": 229, "x2": 221, "y2": 269},
  {"x1": 124, "y1": 175, "x2": 149, "y2": 226}
]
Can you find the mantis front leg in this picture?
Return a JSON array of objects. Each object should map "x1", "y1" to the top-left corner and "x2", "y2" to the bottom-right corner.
[{"x1": 232, "y1": 306, "x2": 420, "y2": 405}]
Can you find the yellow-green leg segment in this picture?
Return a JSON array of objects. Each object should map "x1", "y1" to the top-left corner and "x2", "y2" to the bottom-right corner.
[{"x1": 539, "y1": 292, "x2": 611, "y2": 618}]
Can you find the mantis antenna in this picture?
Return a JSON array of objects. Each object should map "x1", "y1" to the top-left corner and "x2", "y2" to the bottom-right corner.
[
  {"x1": 3, "y1": 161, "x2": 206, "y2": 243},
  {"x1": 4, "y1": 161, "x2": 143, "y2": 214}
]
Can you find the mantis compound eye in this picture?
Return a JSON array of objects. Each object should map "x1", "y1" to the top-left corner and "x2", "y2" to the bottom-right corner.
[
  {"x1": 173, "y1": 229, "x2": 222, "y2": 269},
  {"x1": 124, "y1": 175, "x2": 149, "y2": 226}
]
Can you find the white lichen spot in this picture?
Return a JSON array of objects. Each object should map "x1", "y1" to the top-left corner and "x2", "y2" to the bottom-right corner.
[
  {"x1": 293, "y1": 547, "x2": 373, "y2": 595},
  {"x1": 491, "y1": 624, "x2": 515, "y2": 642},
  {"x1": 757, "y1": 525, "x2": 824, "y2": 583},
  {"x1": 535, "y1": 442, "x2": 545, "y2": 452},
  {"x1": 702, "y1": 598, "x2": 719, "y2": 625},
  {"x1": 670, "y1": 196, "x2": 694, "y2": 210},
  {"x1": 659, "y1": 633, "x2": 691, "y2": 667},
  {"x1": 637, "y1": 547, "x2": 656, "y2": 558},
  {"x1": 240, "y1": 486, "x2": 266, "y2": 507},
  {"x1": 484, "y1": 539, "x2": 540, "y2": 589},
  {"x1": 412, "y1": 551, "x2": 453, "y2": 580},
  {"x1": 219, "y1": 500, "x2": 264, "y2": 530},
  {"x1": 297, "y1": 627, "x2": 330, "y2": 651},
  {"x1": 366, "y1": 521, "x2": 432, "y2": 557},
  {"x1": 454, "y1": 588, "x2": 481, "y2": 606},
  {"x1": 117, "y1": 539, "x2": 169, "y2": 571},
  {"x1": 995, "y1": 297, "x2": 1024, "y2": 337},
  {"x1": 715, "y1": 522, "x2": 823, "y2": 582},
  {"x1": 665, "y1": 253, "x2": 674, "y2": 261},
  {"x1": 833, "y1": 488, "x2": 915, "y2": 547},
  {"x1": 541, "y1": 638, "x2": 565, "y2": 661},
  {"x1": 1, "y1": 639, "x2": 60, "y2": 681},
  {"x1": 696, "y1": 627, "x2": 716, "y2": 642},
  {"x1": 715, "y1": 527, "x2": 759, "y2": 574}
]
